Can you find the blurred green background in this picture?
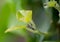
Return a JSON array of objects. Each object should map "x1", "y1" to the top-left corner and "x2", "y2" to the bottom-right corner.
[{"x1": 0, "y1": 0, "x2": 60, "y2": 42}]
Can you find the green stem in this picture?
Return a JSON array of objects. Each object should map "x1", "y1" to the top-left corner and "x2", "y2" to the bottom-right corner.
[{"x1": 26, "y1": 28, "x2": 48, "y2": 36}]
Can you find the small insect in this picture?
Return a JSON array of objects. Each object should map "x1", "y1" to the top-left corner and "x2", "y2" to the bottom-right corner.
[{"x1": 27, "y1": 23, "x2": 36, "y2": 30}]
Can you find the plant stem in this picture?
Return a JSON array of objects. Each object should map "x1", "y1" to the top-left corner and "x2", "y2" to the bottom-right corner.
[{"x1": 26, "y1": 28, "x2": 48, "y2": 36}]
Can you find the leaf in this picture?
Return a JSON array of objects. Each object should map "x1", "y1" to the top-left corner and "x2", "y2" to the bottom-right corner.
[
  {"x1": 6, "y1": 0, "x2": 16, "y2": 13},
  {"x1": 0, "y1": 1, "x2": 17, "y2": 42},
  {"x1": 5, "y1": 25, "x2": 28, "y2": 37},
  {"x1": 5, "y1": 26, "x2": 26, "y2": 33},
  {"x1": 32, "y1": 5, "x2": 52, "y2": 42}
]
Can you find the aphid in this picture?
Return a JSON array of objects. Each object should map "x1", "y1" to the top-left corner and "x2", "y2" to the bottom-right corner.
[{"x1": 27, "y1": 23, "x2": 35, "y2": 30}]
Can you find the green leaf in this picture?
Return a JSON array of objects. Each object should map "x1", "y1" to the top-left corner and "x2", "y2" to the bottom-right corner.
[
  {"x1": 5, "y1": 26, "x2": 26, "y2": 33},
  {"x1": 6, "y1": 0, "x2": 16, "y2": 13},
  {"x1": 32, "y1": 6, "x2": 52, "y2": 42},
  {"x1": 0, "y1": 2, "x2": 17, "y2": 42}
]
